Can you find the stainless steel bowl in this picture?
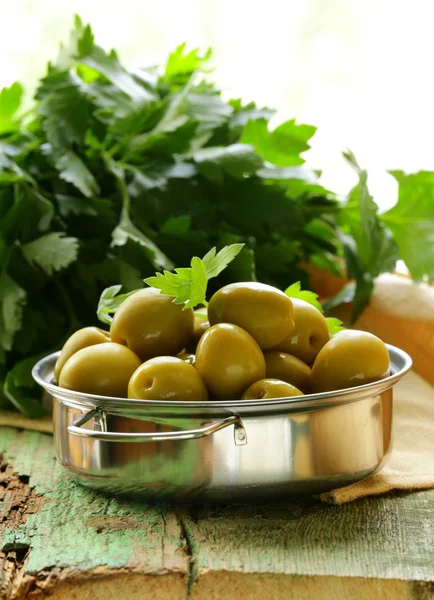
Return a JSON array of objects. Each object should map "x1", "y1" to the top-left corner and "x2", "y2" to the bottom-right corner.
[{"x1": 32, "y1": 345, "x2": 411, "y2": 503}]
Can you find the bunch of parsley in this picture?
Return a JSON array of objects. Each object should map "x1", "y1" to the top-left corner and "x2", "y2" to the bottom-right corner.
[{"x1": 0, "y1": 17, "x2": 432, "y2": 416}]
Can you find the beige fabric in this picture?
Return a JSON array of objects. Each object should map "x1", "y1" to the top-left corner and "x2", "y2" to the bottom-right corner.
[{"x1": 320, "y1": 370, "x2": 434, "y2": 503}]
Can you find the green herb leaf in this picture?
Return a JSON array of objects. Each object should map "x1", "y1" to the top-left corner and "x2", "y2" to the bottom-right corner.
[
  {"x1": 80, "y1": 44, "x2": 154, "y2": 105},
  {"x1": 284, "y1": 281, "x2": 323, "y2": 312},
  {"x1": 165, "y1": 43, "x2": 212, "y2": 81},
  {"x1": 341, "y1": 152, "x2": 400, "y2": 320},
  {"x1": 37, "y1": 71, "x2": 91, "y2": 148},
  {"x1": 55, "y1": 151, "x2": 100, "y2": 198},
  {"x1": 96, "y1": 285, "x2": 139, "y2": 325},
  {"x1": 187, "y1": 93, "x2": 233, "y2": 133},
  {"x1": 193, "y1": 144, "x2": 263, "y2": 183},
  {"x1": 110, "y1": 169, "x2": 173, "y2": 271},
  {"x1": 0, "y1": 82, "x2": 23, "y2": 134},
  {"x1": 382, "y1": 171, "x2": 434, "y2": 282},
  {"x1": 144, "y1": 258, "x2": 207, "y2": 309},
  {"x1": 21, "y1": 232, "x2": 79, "y2": 275},
  {"x1": 240, "y1": 118, "x2": 316, "y2": 167},
  {"x1": 202, "y1": 244, "x2": 244, "y2": 278},
  {"x1": 112, "y1": 217, "x2": 173, "y2": 269},
  {"x1": 229, "y1": 106, "x2": 275, "y2": 132},
  {"x1": 145, "y1": 244, "x2": 244, "y2": 309},
  {"x1": 321, "y1": 281, "x2": 356, "y2": 312},
  {"x1": 3, "y1": 355, "x2": 48, "y2": 418},
  {"x1": 185, "y1": 257, "x2": 208, "y2": 309},
  {"x1": 325, "y1": 317, "x2": 345, "y2": 335},
  {"x1": 0, "y1": 274, "x2": 27, "y2": 352}
]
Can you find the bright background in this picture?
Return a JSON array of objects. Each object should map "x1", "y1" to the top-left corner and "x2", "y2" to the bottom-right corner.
[{"x1": 2, "y1": 0, "x2": 433, "y2": 209}]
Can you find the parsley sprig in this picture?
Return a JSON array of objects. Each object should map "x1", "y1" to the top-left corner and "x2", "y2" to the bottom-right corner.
[
  {"x1": 97, "y1": 244, "x2": 244, "y2": 320},
  {"x1": 144, "y1": 244, "x2": 244, "y2": 308}
]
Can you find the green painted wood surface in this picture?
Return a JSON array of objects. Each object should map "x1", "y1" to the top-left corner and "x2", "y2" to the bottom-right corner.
[
  {"x1": 0, "y1": 427, "x2": 433, "y2": 599},
  {"x1": 0, "y1": 427, "x2": 187, "y2": 598},
  {"x1": 182, "y1": 495, "x2": 434, "y2": 599}
]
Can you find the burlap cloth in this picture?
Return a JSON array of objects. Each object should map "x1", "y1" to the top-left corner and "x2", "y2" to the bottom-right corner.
[
  {"x1": 319, "y1": 370, "x2": 434, "y2": 503},
  {"x1": 0, "y1": 275, "x2": 433, "y2": 504}
]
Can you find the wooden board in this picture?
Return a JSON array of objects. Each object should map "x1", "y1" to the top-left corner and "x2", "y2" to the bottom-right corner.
[
  {"x1": 0, "y1": 427, "x2": 187, "y2": 599},
  {"x1": 182, "y1": 494, "x2": 434, "y2": 599},
  {"x1": 0, "y1": 427, "x2": 433, "y2": 599}
]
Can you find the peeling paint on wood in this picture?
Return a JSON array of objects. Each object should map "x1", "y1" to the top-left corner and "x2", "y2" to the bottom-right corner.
[
  {"x1": 0, "y1": 428, "x2": 187, "y2": 599},
  {"x1": 0, "y1": 456, "x2": 45, "y2": 531}
]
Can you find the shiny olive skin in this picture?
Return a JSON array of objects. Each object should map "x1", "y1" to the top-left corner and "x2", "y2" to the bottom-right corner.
[
  {"x1": 311, "y1": 330, "x2": 390, "y2": 393},
  {"x1": 111, "y1": 288, "x2": 194, "y2": 361},
  {"x1": 264, "y1": 351, "x2": 311, "y2": 393},
  {"x1": 59, "y1": 342, "x2": 141, "y2": 398},
  {"x1": 186, "y1": 308, "x2": 210, "y2": 353},
  {"x1": 178, "y1": 352, "x2": 196, "y2": 366},
  {"x1": 275, "y1": 298, "x2": 330, "y2": 365},
  {"x1": 54, "y1": 327, "x2": 111, "y2": 381},
  {"x1": 128, "y1": 356, "x2": 208, "y2": 401},
  {"x1": 208, "y1": 282, "x2": 294, "y2": 350},
  {"x1": 196, "y1": 323, "x2": 266, "y2": 400},
  {"x1": 242, "y1": 379, "x2": 303, "y2": 400}
]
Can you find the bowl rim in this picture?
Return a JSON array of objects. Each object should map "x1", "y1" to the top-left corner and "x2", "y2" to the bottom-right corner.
[{"x1": 32, "y1": 344, "x2": 412, "y2": 414}]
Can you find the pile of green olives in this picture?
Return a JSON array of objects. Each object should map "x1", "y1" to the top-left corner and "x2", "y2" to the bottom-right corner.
[{"x1": 55, "y1": 282, "x2": 390, "y2": 401}]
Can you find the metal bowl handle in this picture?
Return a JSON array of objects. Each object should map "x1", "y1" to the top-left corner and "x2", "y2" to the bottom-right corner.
[{"x1": 67, "y1": 408, "x2": 248, "y2": 446}]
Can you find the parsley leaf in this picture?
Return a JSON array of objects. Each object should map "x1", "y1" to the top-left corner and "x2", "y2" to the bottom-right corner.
[
  {"x1": 96, "y1": 285, "x2": 139, "y2": 325},
  {"x1": 202, "y1": 244, "x2": 244, "y2": 278},
  {"x1": 0, "y1": 82, "x2": 23, "y2": 134},
  {"x1": 144, "y1": 244, "x2": 244, "y2": 309},
  {"x1": 284, "y1": 281, "x2": 323, "y2": 312},
  {"x1": 340, "y1": 151, "x2": 400, "y2": 320},
  {"x1": 240, "y1": 118, "x2": 316, "y2": 166},
  {"x1": 165, "y1": 43, "x2": 212, "y2": 81},
  {"x1": 3, "y1": 355, "x2": 48, "y2": 418},
  {"x1": 144, "y1": 258, "x2": 208, "y2": 309},
  {"x1": 0, "y1": 274, "x2": 27, "y2": 352},
  {"x1": 193, "y1": 144, "x2": 263, "y2": 183},
  {"x1": 109, "y1": 164, "x2": 173, "y2": 270},
  {"x1": 21, "y1": 232, "x2": 79, "y2": 276},
  {"x1": 382, "y1": 171, "x2": 434, "y2": 283},
  {"x1": 322, "y1": 281, "x2": 356, "y2": 312},
  {"x1": 325, "y1": 317, "x2": 345, "y2": 335},
  {"x1": 55, "y1": 151, "x2": 100, "y2": 198}
]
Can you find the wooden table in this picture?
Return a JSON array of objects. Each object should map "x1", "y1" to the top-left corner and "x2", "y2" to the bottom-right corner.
[{"x1": 0, "y1": 426, "x2": 433, "y2": 600}]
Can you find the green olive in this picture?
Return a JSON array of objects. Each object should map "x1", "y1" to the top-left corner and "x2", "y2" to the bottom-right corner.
[
  {"x1": 264, "y1": 351, "x2": 311, "y2": 393},
  {"x1": 186, "y1": 308, "x2": 210, "y2": 353},
  {"x1": 196, "y1": 323, "x2": 266, "y2": 400},
  {"x1": 111, "y1": 288, "x2": 194, "y2": 361},
  {"x1": 178, "y1": 352, "x2": 196, "y2": 366},
  {"x1": 59, "y1": 342, "x2": 141, "y2": 397},
  {"x1": 242, "y1": 379, "x2": 303, "y2": 400},
  {"x1": 128, "y1": 356, "x2": 208, "y2": 401},
  {"x1": 208, "y1": 282, "x2": 294, "y2": 349},
  {"x1": 275, "y1": 298, "x2": 330, "y2": 365},
  {"x1": 311, "y1": 330, "x2": 390, "y2": 393},
  {"x1": 54, "y1": 327, "x2": 111, "y2": 381}
]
